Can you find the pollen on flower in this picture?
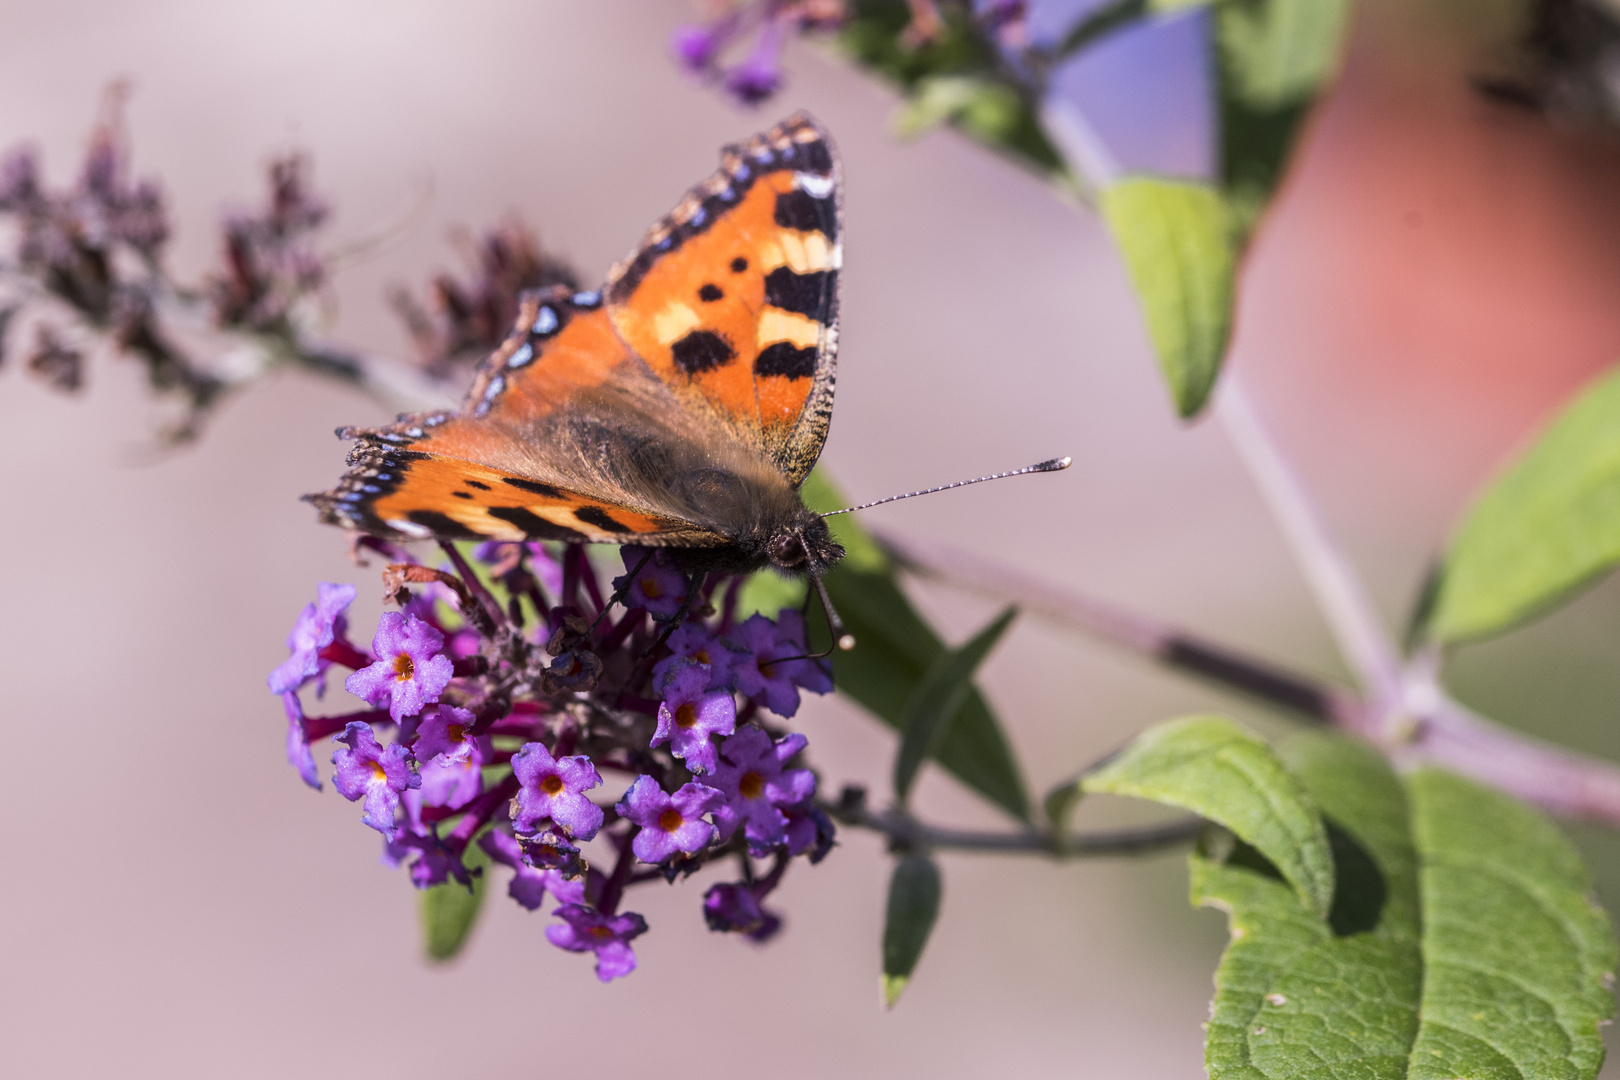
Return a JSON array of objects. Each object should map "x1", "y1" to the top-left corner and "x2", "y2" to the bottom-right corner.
[
  {"x1": 739, "y1": 771, "x2": 765, "y2": 800},
  {"x1": 640, "y1": 575, "x2": 663, "y2": 599},
  {"x1": 540, "y1": 774, "x2": 565, "y2": 796},
  {"x1": 674, "y1": 702, "x2": 698, "y2": 728},
  {"x1": 659, "y1": 808, "x2": 685, "y2": 832},
  {"x1": 393, "y1": 653, "x2": 414, "y2": 681}
]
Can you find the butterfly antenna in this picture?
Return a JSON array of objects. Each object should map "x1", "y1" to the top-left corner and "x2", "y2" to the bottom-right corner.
[
  {"x1": 775, "y1": 536, "x2": 855, "y2": 661},
  {"x1": 820, "y1": 457, "x2": 1072, "y2": 517}
]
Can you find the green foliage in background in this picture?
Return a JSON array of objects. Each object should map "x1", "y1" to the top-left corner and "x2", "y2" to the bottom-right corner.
[
  {"x1": 1431, "y1": 367, "x2": 1620, "y2": 642},
  {"x1": 832, "y1": 0, "x2": 1353, "y2": 418},
  {"x1": 796, "y1": 469, "x2": 1033, "y2": 821},
  {"x1": 420, "y1": 833, "x2": 490, "y2": 962}
]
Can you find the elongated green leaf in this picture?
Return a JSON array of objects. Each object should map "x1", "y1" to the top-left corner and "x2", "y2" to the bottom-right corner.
[
  {"x1": 1084, "y1": 715, "x2": 1332, "y2": 917},
  {"x1": 419, "y1": 840, "x2": 489, "y2": 962},
  {"x1": 882, "y1": 853, "x2": 943, "y2": 1008},
  {"x1": 1431, "y1": 367, "x2": 1620, "y2": 642},
  {"x1": 893, "y1": 607, "x2": 1018, "y2": 804},
  {"x1": 1100, "y1": 178, "x2": 1235, "y2": 418},
  {"x1": 1194, "y1": 733, "x2": 1616, "y2": 1080},
  {"x1": 1216, "y1": 0, "x2": 1352, "y2": 232},
  {"x1": 802, "y1": 470, "x2": 1031, "y2": 821}
]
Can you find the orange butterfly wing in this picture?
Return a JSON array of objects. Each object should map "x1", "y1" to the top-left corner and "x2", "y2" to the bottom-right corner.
[
  {"x1": 308, "y1": 291, "x2": 732, "y2": 545},
  {"x1": 309, "y1": 114, "x2": 841, "y2": 546},
  {"x1": 604, "y1": 113, "x2": 840, "y2": 486}
]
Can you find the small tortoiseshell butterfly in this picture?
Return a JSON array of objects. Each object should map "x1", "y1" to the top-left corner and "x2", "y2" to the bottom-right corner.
[{"x1": 308, "y1": 114, "x2": 847, "y2": 582}]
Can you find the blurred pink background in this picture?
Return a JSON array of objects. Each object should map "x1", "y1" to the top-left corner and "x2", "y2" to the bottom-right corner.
[{"x1": 4, "y1": 1, "x2": 1620, "y2": 1076}]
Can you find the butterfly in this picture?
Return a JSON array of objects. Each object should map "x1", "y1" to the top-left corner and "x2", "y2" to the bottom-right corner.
[{"x1": 307, "y1": 113, "x2": 846, "y2": 584}]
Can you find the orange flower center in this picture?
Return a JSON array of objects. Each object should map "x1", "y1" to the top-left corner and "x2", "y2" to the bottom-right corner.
[
  {"x1": 739, "y1": 771, "x2": 765, "y2": 800},
  {"x1": 370, "y1": 761, "x2": 389, "y2": 782},
  {"x1": 640, "y1": 576, "x2": 663, "y2": 600},
  {"x1": 674, "y1": 702, "x2": 698, "y2": 729},
  {"x1": 693, "y1": 648, "x2": 711, "y2": 664},
  {"x1": 588, "y1": 925, "x2": 614, "y2": 940},
  {"x1": 540, "y1": 774, "x2": 565, "y2": 796},
  {"x1": 447, "y1": 724, "x2": 466, "y2": 742},
  {"x1": 756, "y1": 658, "x2": 775, "y2": 679},
  {"x1": 392, "y1": 653, "x2": 415, "y2": 681},
  {"x1": 659, "y1": 808, "x2": 685, "y2": 832}
]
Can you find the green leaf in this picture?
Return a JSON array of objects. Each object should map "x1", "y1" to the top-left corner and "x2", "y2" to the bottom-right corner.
[
  {"x1": 1099, "y1": 177, "x2": 1236, "y2": 417},
  {"x1": 734, "y1": 568, "x2": 807, "y2": 621},
  {"x1": 419, "y1": 839, "x2": 489, "y2": 962},
  {"x1": 802, "y1": 469, "x2": 1031, "y2": 821},
  {"x1": 893, "y1": 607, "x2": 1018, "y2": 805},
  {"x1": 881, "y1": 852, "x2": 943, "y2": 1007},
  {"x1": 1084, "y1": 715, "x2": 1332, "y2": 917},
  {"x1": 893, "y1": 75, "x2": 1024, "y2": 145},
  {"x1": 1216, "y1": 0, "x2": 1352, "y2": 233},
  {"x1": 836, "y1": 0, "x2": 1063, "y2": 175},
  {"x1": 1430, "y1": 367, "x2": 1620, "y2": 642},
  {"x1": 1194, "y1": 733, "x2": 1617, "y2": 1080}
]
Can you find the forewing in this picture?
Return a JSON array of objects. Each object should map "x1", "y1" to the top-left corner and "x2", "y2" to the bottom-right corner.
[{"x1": 603, "y1": 112, "x2": 841, "y2": 486}]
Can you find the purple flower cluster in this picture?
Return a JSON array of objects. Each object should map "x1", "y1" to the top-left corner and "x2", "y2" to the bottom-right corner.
[
  {"x1": 270, "y1": 540, "x2": 836, "y2": 981},
  {"x1": 671, "y1": 0, "x2": 848, "y2": 105},
  {"x1": 211, "y1": 155, "x2": 330, "y2": 333}
]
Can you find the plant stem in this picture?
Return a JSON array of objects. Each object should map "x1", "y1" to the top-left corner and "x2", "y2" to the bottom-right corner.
[
  {"x1": 881, "y1": 530, "x2": 1359, "y2": 727},
  {"x1": 827, "y1": 802, "x2": 1203, "y2": 856},
  {"x1": 1215, "y1": 379, "x2": 1404, "y2": 728}
]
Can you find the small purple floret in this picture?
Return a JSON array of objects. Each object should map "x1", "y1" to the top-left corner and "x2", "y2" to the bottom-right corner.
[
  {"x1": 479, "y1": 829, "x2": 583, "y2": 911},
  {"x1": 331, "y1": 721, "x2": 419, "y2": 838},
  {"x1": 520, "y1": 831, "x2": 588, "y2": 879},
  {"x1": 268, "y1": 581, "x2": 356, "y2": 695},
  {"x1": 281, "y1": 691, "x2": 320, "y2": 790},
  {"x1": 653, "y1": 622, "x2": 744, "y2": 691},
  {"x1": 703, "y1": 881, "x2": 782, "y2": 941},
  {"x1": 731, "y1": 611, "x2": 833, "y2": 718},
  {"x1": 613, "y1": 547, "x2": 688, "y2": 620},
  {"x1": 722, "y1": 19, "x2": 786, "y2": 105},
  {"x1": 616, "y1": 775, "x2": 723, "y2": 863},
  {"x1": 414, "y1": 704, "x2": 489, "y2": 809},
  {"x1": 345, "y1": 611, "x2": 454, "y2": 723},
  {"x1": 510, "y1": 742, "x2": 605, "y2": 840},
  {"x1": 710, "y1": 726, "x2": 817, "y2": 853},
  {"x1": 651, "y1": 658, "x2": 736, "y2": 774},
  {"x1": 546, "y1": 903, "x2": 648, "y2": 982}
]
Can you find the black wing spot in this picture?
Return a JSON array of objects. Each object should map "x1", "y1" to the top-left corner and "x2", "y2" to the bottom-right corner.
[
  {"x1": 487, "y1": 505, "x2": 586, "y2": 541},
  {"x1": 452, "y1": 490, "x2": 475, "y2": 500},
  {"x1": 754, "y1": 342, "x2": 817, "y2": 379},
  {"x1": 797, "y1": 140, "x2": 833, "y2": 174},
  {"x1": 671, "y1": 330, "x2": 736, "y2": 374},
  {"x1": 730, "y1": 256, "x2": 748, "y2": 273},
  {"x1": 503, "y1": 477, "x2": 563, "y2": 498},
  {"x1": 406, "y1": 510, "x2": 482, "y2": 540},
  {"x1": 574, "y1": 506, "x2": 628, "y2": 532},
  {"x1": 774, "y1": 190, "x2": 837, "y2": 241},
  {"x1": 698, "y1": 283, "x2": 724, "y2": 303},
  {"x1": 464, "y1": 479, "x2": 491, "y2": 491},
  {"x1": 763, "y1": 267, "x2": 832, "y2": 319}
]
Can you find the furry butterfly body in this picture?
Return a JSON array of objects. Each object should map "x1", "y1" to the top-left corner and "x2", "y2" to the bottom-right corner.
[{"x1": 307, "y1": 114, "x2": 846, "y2": 579}]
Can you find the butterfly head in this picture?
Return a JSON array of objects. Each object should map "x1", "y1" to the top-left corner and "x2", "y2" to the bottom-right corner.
[{"x1": 766, "y1": 512, "x2": 844, "y2": 578}]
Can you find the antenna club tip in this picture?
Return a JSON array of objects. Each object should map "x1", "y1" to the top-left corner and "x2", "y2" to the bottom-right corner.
[
  {"x1": 1037, "y1": 456, "x2": 1073, "y2": 472},
  {"x1": 837, "y1": 633, "x2": 857, "y2": 651}
]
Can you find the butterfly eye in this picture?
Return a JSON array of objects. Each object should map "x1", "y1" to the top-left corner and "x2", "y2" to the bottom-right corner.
[{"x1": 768, "y1": 533, "x2": 806, "y2": 569}]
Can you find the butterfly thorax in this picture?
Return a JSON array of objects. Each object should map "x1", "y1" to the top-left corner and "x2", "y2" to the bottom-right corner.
[{"x1": 657, "y1": 464, "x2": 843, "y2": 578}]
